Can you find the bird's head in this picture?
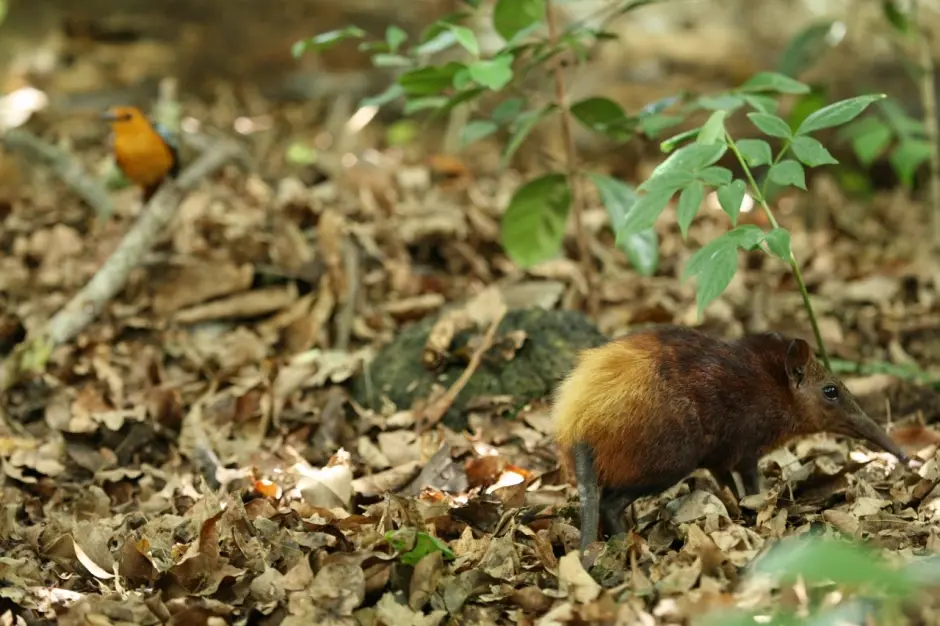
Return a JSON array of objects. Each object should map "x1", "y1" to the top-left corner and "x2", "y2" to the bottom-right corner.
[{"x1": 101, "y1": 106, "x2": 147, "y2": 127}]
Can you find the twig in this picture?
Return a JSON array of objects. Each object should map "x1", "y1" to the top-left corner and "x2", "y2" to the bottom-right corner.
[
  {"x1": 912, "y1": 0, "x2": 940, "y2": 249},
  {"x1": 0, "y1": 137, "x2": 251, "y2": 396},
  {"x1": 334, "y1": 240, "x2": 360, "y2": 352},
  {"x1": 0, "y1": 128, "x2": 115, "y2": 218},
  {"x1": 544, "y1": 0, "x2": 598, "y2": 318},
  {"x1": 416, "y1": 305, "x2": 507, "y2": 431}
]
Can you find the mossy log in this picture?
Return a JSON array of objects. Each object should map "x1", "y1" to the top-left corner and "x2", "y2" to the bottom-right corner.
[{"x1": 351, "y1": 307, "x2": 607, "y2": 431}]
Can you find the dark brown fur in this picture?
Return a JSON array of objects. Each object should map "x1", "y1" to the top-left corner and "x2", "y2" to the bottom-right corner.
[{"x1": 553, "y1": 325, "x2": 909, "y2": 555}]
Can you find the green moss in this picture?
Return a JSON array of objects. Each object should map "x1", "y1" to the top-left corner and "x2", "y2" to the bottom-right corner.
[{"x1": 351, "y1": 307, "x2": 607, "y2": 430}]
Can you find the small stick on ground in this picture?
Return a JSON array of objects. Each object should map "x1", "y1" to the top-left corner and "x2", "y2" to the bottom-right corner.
[
  {"x1": 416, "y1": 305, "x2": 508, "y2": 431},
  {"x1": 0, "y1": 137, "x2": 252, "y2": 396},
  {"x1": 0, "y1": 128, "x2": 115, "y2": 218},
  {"x1": 334, "y1": 240, "x2": 361, "y2": 352}
]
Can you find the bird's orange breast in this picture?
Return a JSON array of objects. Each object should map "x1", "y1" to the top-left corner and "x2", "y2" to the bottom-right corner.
[{"x1": 112, "y1": 122, "x2": 176, "y2": 189}]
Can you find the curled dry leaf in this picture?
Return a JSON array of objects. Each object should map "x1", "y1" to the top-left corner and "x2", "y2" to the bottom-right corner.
[
  {"x1": 557, "y1": 551, "x2": 601, "y2": 604},
  {"x1": 408, "y1": 550, "x2": 443, "y2": 611},
  {"x1": 296, "y1": 454, "x2": 354, "y2": 511}
]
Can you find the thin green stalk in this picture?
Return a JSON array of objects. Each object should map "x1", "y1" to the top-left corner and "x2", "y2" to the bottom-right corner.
[
  {"x1": 758, "y1": 138, "x2": 791, "y2": 201},
  {"x1": 725, "y1": 132, "x2": 831, "y2": 369}
]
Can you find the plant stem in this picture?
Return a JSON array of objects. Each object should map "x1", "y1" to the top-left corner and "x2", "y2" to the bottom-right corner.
[
  {"x1": 725, "y1": 132, "x2": 831, "y2": 369},
  {"x1": 545, "y1": 0, "x2": 598, "y2": 316},
  {"x1": 912, "y1": 0, "x2": 940, "y2": 249}
]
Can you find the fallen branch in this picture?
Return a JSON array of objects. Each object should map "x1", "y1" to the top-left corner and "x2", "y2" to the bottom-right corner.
[
  {"x1": 1, "y1": 128, "x2": 115, "y2": 218},
  {"x1": 0, "y1": 136, "x2": 252, "y2": 396},
  {"x1": 416, "y1": 305, "x2": 508, "y2": 432}
]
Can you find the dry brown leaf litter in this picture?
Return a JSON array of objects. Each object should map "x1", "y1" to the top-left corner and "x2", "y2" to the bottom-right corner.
[{"x1": 2, "y1": 100, "x2": 940, "y2": 624}]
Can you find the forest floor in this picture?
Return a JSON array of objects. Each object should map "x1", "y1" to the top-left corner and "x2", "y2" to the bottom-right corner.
[{"x1": 4, "y1": 81, "x2": 940, "y2": 626}]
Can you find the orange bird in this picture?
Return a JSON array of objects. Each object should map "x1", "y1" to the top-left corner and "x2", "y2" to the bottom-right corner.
[{"x1": 102, "y1": 106, "x2": 180, "y2": 201}]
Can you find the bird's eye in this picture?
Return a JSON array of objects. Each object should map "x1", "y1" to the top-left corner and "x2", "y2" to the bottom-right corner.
[{"x1": 822, "y1": 385, "x2": 839, "y2": 401}]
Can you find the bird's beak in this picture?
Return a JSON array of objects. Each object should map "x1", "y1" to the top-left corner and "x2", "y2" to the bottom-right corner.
[{"x1": 101, "y1": 110, "x2": 121, "y2": 122}]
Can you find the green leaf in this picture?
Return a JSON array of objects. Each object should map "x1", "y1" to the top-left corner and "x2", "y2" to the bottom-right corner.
[
  {"x1": 493, "y1": 0, "x2": 544, "y2": 42},
  {"x1": 404, "y1": 96, "x2": 449, "y2": 114},
  {"x1": 717, "y1": 180, "x2": 747, "y2": 225},
  {"x1": 764, "y1": 227, "x2": 792, "y2": 261},
  {"x1": 386, "y1": 529, "x2": 456, "y2": 566},
  {"x1": 697, "y1": 94, "x2": 745, "y2": 112},
  {"x1": 742, "y1": 94, "x2": 780, "y2": 115},
  {"x1": 491, "y1": 97, "x2": 525, "y2": 125},
  {"x1": 640, "y1": 113, "x2": 685, "y2": 138},
  {"x1": 503, "y1": 105, "x2": 556, "y2": 164},
  {"x1": 621, "y1": 188, "x2": 674, "y2": 234},
  {"x1": 292, "y1": 26, "x2": 367, "y2": 57},
  {"x1": 398, "y1": 63, "x2": 464, "y2": 95},
  {"x1": 589, "y1": 173, "x2": 636, "y2": 234},
  {"x1": 725, "y1": 224, "x2": 766, "y2": 249},
  {"x1": 638, "y1": 171, "x2": 695, "y2": 194},
  {"x1": 787, "y1": 88, "x2": 828, "y2": 130},
  {"x1": 645, "y1": 143, "x2": 727, "y2": 187},
  {"x1": 683, "y1": 237, "x2": 739, "y2": 318},
  {"x1": 570, "y1": 97, "x2": 635, "y2": 142},
  {"x1": 890, "y1": 138, "x2": 932, "y2": 188},
  {"x1": 737, "y1": 139, "x2": 773, "y2": 167},
  {"x1": 698, "y1": 166, "x2": 733, "y2": 187},
  {"x1": 768, "y1": 159, "x2": 807, "y2": 189},
  {"x1": 879, "y1": 97, "x2": 925, "y2": 136},
  {"x1": 588, "y1": 173, "x2": 659, "y2": 276},
  {"x1": 747, "y1": 112, "x2": 793, "y2": 138},
  {"x1": 739, "y1": 71, "x2": 811, "y2": 94},
  {"x1": 414, "y1": 29, "x2": 458, "y2": 56},
  {"x1": 468, "y1": 54, "x2": 514, "y2": 90},
  {"x1": 660, "y1": 128, "x2": 700, "y2": 153},
  {"x1": 677, "y1": 181, "x2": 705, "y2": 239},
  {"x1": 844, "y1": 117, "x2": 893, "y2": 166},
  {"x1": 386, "y1": 25, "x2": 408, "y2": 52},
  {"x1": 795, "y1": 94, "x2": 886, "y2": 135},
  {"x1": 882, "y1": 0, "x2": 911, "y2": 34},
  {"x1": 371, "y1": 54, "x2": 414, "y2": 68},
  {"x1": 752, "y1": 536, "x2": 914, "y2": 598},
  {"x1": 461, "y1": 120, "x2": 499, "y2": 146},
  {"x1": 621, "y1": 229, "x2": 659, "y2": 276},
  {"x1": 360, "y1": 83, "x2": 406, "y2": 108},
  {"x1": 447, "y1": 25, "x2": 480, "y2": 55},
  {"x1": 776, "y1": 21, "x2": 836, "y2": 77},
  {"x1": 790, "y1": 135, "x2": 839, "y2": 167},
  {"x1": 697, "y1": 110, "x2": 727, "y2": 145},
  {"x1": 500, "y1": 174, "x2": 571, "y2": 267}
]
